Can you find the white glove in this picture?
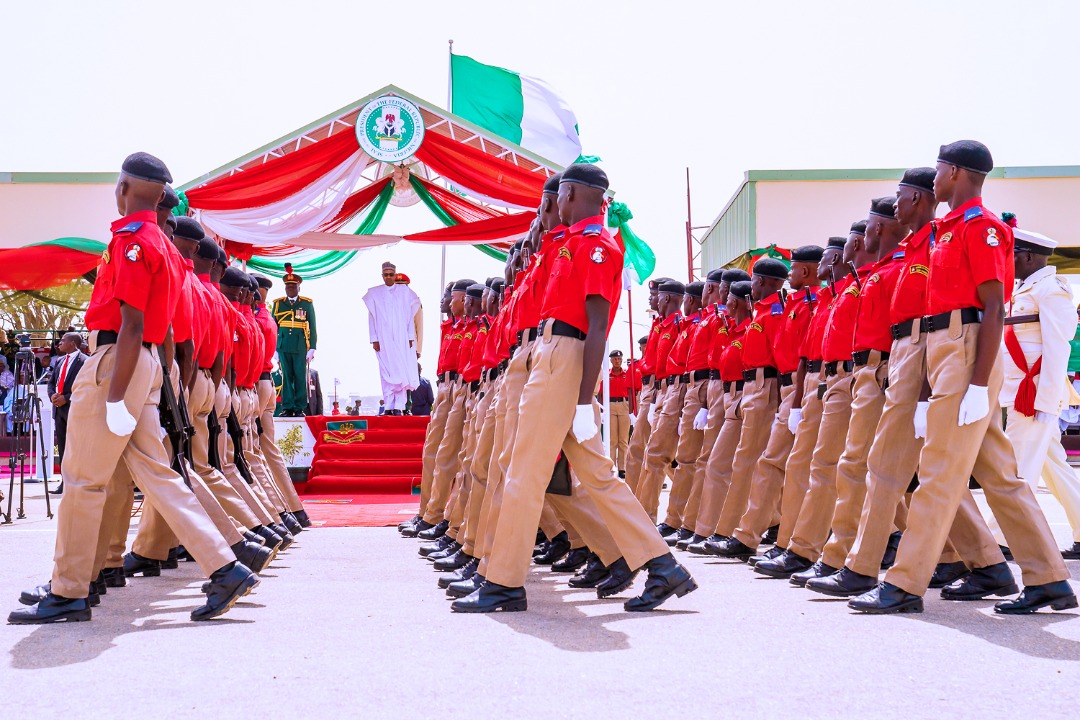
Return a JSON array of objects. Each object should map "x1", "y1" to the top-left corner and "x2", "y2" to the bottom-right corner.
[
  {"x1": 105, "y1": 400, "x2": 137, "y2": 437},
  {"x1": 629, "y1": 412, "x2": 637, "y2": 427},
  {"x1": 647, "y1": 404, "x2": 656, "y2": 425},
  {"x1": 692, "y1": 408, "x2": 709, "y2": 431},
  {"x1": 306, "y1": 349, "x2": 315, "y2": 362},
  {"x1": 787, "y1": 408, "x2": 802, "y2": 435},
  {"x1": 1035, "y1": 410, "x2": 1058, "y2": 425},
  {"x1": 913, "y1": 401, "x2": 929, "y2": 439},
  {"x1": 958, "y1": 385, "x2": 990, "y2": 427},
  {"x1": 571, "y1": 404, "x2": 599, "y2": 442}
]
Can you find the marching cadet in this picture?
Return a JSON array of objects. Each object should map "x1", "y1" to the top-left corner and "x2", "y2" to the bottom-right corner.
[
  {"x1": 994, "y1": 224, "x2": 1080, "y2": 557},
  {"x1": 10, "y1": 153, "x2": 257, "y2": 625},
  {"x1": 718, "y1": 245, "x2": 824, "y2": 560},
  {"x1": 452, "y1": 164, "x2": 696, "y2": 613},
  {"x1": 603, "y1": 349, "x2": 632, "y2": 477},
  {"x1": 851, "y1": 140, "x2": 1075, "y2": 614},
  {"x1": 272, "y1": 264, "x2": 317, "y2": 417}
]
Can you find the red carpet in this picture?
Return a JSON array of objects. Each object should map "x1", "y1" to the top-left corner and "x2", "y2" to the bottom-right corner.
[{"x1": 298, "y1": 415, "x2": 427, "y2": 527}]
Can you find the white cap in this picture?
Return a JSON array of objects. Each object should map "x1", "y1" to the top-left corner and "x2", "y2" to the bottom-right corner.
[{"x1": 1013, "y1": 228, "x2": 1057, "y2": 254}]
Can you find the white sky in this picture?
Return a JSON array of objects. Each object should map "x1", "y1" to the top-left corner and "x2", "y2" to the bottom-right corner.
[{"x1": 4, "y1": 0, "x2": 1080, "y2": 400}]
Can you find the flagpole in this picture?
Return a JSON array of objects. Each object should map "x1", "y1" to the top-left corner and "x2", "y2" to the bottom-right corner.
[{"x1": 440, "y1": 39, "x2": 454, "y2": 293}]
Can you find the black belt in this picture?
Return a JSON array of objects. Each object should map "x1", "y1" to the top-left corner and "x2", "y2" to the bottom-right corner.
[
  {"x1": 742, "y1": 366, "x2": 778, "y2": 382},
  {"x1": 487, "y1": 368, "x2": 499, "y2": 381},
  {"x1": 498, "y1": 359, "x2": 508, "y2": 373},
  {"x1": 806, "y1": 359, "x2": 823, "y2": 373},
  {"x1": 779, "y1": 372, "x2": 794, "y2": 388},
  {"x1": 641, "y1": 374, "x2": 653, "y2": 386},
  {"x1": 469, "y1": 380, "x2": 481, "y2": 393},
  {"x1": 95, "y1": 330, "x2": 152, "y2": 350},
  {"x1": 517, "y1": 328, "x2": 538, "y2": 345},
  {"x1": 852, "y1": 349, "x2": 889, "y2": 366},
  {"x1": 824, "y1": 360, "x2": 854, "y2": 376},
  {"x1": 538, "y1": 319, "x2": 586, "y2": 340},
  {"x1": 259, "y1": 372, "x2": 272, "y2": 381},
  {"x1": 709, "y1": 369, "x2": 721, "y2": 381},
  {"x1": 679, "y1": 373, "x2": 691, "y2": 383},
  {"x1": 723, "y1": 380, "x2": 745, "y2": 393},
  {"x1": 691, "y1": 369, "x2": 711, "y2": 382},
  {"x1": 892, "y1": 307, "x2": 982, "y2": 339},
  {"x1": 437, "y1": 372, "x2": 446, "y2": 383},
  {"x1": 610, "y1": 396, "x2": 628, "y2": 403}
]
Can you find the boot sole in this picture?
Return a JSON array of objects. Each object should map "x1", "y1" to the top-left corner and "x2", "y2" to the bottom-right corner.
[
  {"x1": 445, "y1": 585, "x2": 480, "y2": 599},
  {"x1": 625, "y1": 576, "x2": 699, "y2": 612},
  {"x1": 753, "y1": 565, "x2": 798, "y2": 579},
  {"x1": 941, "y1": 583, "x2": 1019, "y2": 601},
  {"x1": 451, "y1": 598, "x2": 527, "y2": 613},
  {"x1": 551, "y1": 561, "x2": 588, "y2": 573},
  {"x1": 192, "y1": 575, "x2": 260, "y2": 621},
  {"x1": 124, "y1": 567, "x2": 161, "y2": 578},
  {"x1": 597, "y1": 571, "x2": 641, "y2": 599},
  {"x1": 8, "y1": 609, "x2": 92, "y2": 624},
  {"x1": 805, "y1": 583, "x2": 875, "y2": 598},
  {"x1": 995, "y1": 594, "x2": 1079, "y2": 614},
  {"x1": 928, "y1": 572, "x2": 970, "y2": 589},
  {"x1": 849, "y1": 597, "x2": 924, "y2": 614}
]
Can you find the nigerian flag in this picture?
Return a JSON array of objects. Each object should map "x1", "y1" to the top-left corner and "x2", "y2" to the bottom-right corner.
[{"x1": 451, "y1": 54, "x2": 583, "y2": 166}]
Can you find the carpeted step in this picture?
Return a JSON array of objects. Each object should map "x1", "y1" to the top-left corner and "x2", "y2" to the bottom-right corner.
[
  {"x1": 315, "y1": 443, "x2": 423, "y2": 461},
  {"x1": 321, "y1": 428, "x2": 426, "y2": 444},
  {"x1": 312, "y1": 458, "x2": 423, "y2": 477},
  {"x1": 301, "y1": 474, "x2": 420, "y2": 495}
]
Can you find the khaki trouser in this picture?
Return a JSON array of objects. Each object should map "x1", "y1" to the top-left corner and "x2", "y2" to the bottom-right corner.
[
  {"x1": 680, "y1": 379, "x2": 725, "y2": 533},
  {"x1": 218, "y1": 385, "x2": 276, "y2": 526},
  {"x1": 609, "y1": 399, "x2": 631, "y2": 471},
  {"x1": 455, "y1": 378, "x2": 498, "y2": 551},
  {"x1": 636, "y1": 381, "x2": 685, "y2": 521},
  {"x1": 774, "y1": 370, "x2": 826, "y2": 549},
  {"x1": 447, "y1": 384, "x2": 485, "y2": 539},
  {"x1": 694, "y1": 385, "x2": 743, "y2": 537},
  {"x1": 664, "y1": 377, "x2": 709, "y2": 528},
  {"x1": 819, "y1": 356, "x2": 889, "y2": 568},
  {"x1": 787, "y1": 366, "x2": 854, "y2": 561},
  {"x1": 476, "y1": 341, "x2": 620, "y2": 574},
  {"x1": 243, "y1": 387, "x2": 287, "y2": 514},
  {"x1": 257, "y1": 378, "x2": 305, "y2": 513},
  {"x1": 731, "y1": 379, "x2": 798, "y2": 548},
  {"x1": 846, "y1": 335, "x2": 999, "y2": 576},
  {"x1": 714, "y1": 371, "x2": 779, "y2": 537},
  {"x1": 624, "y1": 384, "x2": 655, "y2": 493},
  {"x1": 485, "y1": 334, "x2": 670, "y2": 588},
  {"x1": 51, "y1": 341, "x2": 233, "y2": 598},
  {"x1": 424, "y1": 381, "x2": 468, "y2": 525},
  {"x1": 419, "y1": 383, "x2": 453, "y2": 517},
  {"x1": 885, "y1": 316, "x2": 1069, "y2": 595}
]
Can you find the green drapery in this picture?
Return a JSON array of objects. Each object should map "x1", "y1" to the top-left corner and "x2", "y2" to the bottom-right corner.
[
  {"x1": 409, "y1": 176, "x2": 508, "y2": 261},
  {"x1": 606, "y1": 202, "x2": 655, "y2": 283}
]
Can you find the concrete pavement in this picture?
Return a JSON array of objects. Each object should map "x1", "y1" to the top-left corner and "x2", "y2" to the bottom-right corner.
[{"x1": 1, "y1": 483, "x2": 1078, "y2": 718}]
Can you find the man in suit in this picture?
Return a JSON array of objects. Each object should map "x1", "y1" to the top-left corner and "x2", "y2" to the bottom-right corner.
[{"x1": 47, "y1": 332, "x2": 87, "y2": 494}]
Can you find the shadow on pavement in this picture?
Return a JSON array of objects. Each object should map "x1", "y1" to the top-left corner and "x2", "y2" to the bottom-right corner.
[{"x1": 900, "y1": 606, "x2": 1080, "y2": 661}]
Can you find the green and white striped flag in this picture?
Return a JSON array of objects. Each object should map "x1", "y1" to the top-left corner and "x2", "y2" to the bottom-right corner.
[{"x1": 450, "y1": 54, "x2": 583, "y2": 167}]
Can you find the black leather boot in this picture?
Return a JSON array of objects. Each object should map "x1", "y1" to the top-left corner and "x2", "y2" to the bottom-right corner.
[
  {"x1": 123, "y1": 552, "x2": 162, "y2": 578},
  {"x1": 596, "y1": 558, "x2": 639, "y2": 599},
  {"x1": 848, "y1": 582, "x2": 923, "y2": 614},
  {"x1": 624, "y1": 554, "x2": 697, "y2": 611},
  {"x1": 940, "y1": 562, "x2": 1018, "y2": 601},
  {"x1": 451, "y1": 581, "x2": 527, "y2": 613},
  {"x1": 191, "y1": 562, "x2": 259, "y2": 621},
  {"x1": 8, "y1": 593, "x2": 92, "y2": 624}
]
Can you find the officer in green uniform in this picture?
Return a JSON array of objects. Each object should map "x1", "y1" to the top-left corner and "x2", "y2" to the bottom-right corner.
[{"x1": 271, "y1": 263, "x2": 317, "y2": 416}]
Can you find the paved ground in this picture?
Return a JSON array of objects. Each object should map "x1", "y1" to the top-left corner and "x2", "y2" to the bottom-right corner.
[{"x1": 2, "y1": 483, "x2": 1079, "y2": 718}]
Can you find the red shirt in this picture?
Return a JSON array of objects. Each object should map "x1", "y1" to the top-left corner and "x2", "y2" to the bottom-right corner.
[
  {"x1": 927, "y1": 197, "x2": 1014, "y2": 314},
  {"x1": 456, "y1": 317, "x2": 481, "y2": 382},
  {"x1": 773, "y1": 288, "x2": 817, "y2": 374},
  {"x1": 192, "y1": 274, "x2": 219, "y2": 369},
  {"x1": 514, "y1": 226, "x2": 565, "y2": 333},
  {"x1": 200, "y1": 275, "x2": 231, "y2": 365},
  {"x1": 626, "y1": 359, "x2": 644, "y2": 392},
  {"x1": 853, "y1": 252, "x2": 906, "y2": 353},
  {"x1": 665, "y1": 311, "x2": 701, "y2": 376},
  {"x1": 604, "y1": 368, "x2": 630, "y2": 399},
  {"x1": 741, "y1": 291, "x2": 786, "y2": 370},
  {"x1": 802, "y1": 285, "x2": 835, "y2": 361},
  {"x1": 170, "y1": 258, "x2": 195, "y2": 345},
  {"x1": 707, "y1": 307, "x2": 733, "y2": 370},
  {"x1": 685, "y1": 304, "x2": 722, "y2": 372},
  {"x1": 85, "y1": 210, "x2": 179, "y2": 345},
  {"x1": 243, "y1": 305, "x2": 265, "y2": 386},
  {"x1": 720, "y1": 319, "x2": 750, "y2": 382},
  {"x1": 539, "y1": 216, "x2": 623, "y2": 335},
  {"x1": 652, "y1": 314, "x2": 680, "y2": 378},
  {"x1": 639, "y1": 317, "x2": 662, "y2": 378},
  {"x1": 443, "y1": 318, "x2": 466, "y2": 374},
  {"x1": 822, "y1": 269, "x2": 871, "y2": 362},
  {"x1": 253, "y1": 301, "x2": 278, "y2": 373},
  {"x1": 435, "y1": 318, "x2": 455, "y2": 375},
  {"x1": 890, "y1": 223, "x2": 934, "y2": 325}
]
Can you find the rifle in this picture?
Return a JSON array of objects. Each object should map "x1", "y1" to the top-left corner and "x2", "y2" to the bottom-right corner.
[
  {"x1": 207, "y1": 411, "x2": 223, "y2": 471},
  {"x1": 226, "y1": 407, "x2": 255, "y2": 484},
  {"x1": 157, "y1": 347, "x2": 195, "y2": 489}
]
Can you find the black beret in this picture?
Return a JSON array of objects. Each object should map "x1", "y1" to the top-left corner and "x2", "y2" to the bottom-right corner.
[
  {"x1": 173, "y1": 216, "x2": 205, "y2": 242},
  {"x1": 850, "y1": 220, "x2": 867, "y2": 236},
  {"x1": 158, "y1": 185, "x2": 180, "y2": 210},
  {"x1": 648, "y1": 276, "x2": 674, "y2": 290},
  {"x1": 705, "y1": 268, "x2": 725, "y2": 283},
  {"x1": 247, "y1": 276, "x2": 260, "y2": 292},
  {"x1": 465, "y1": 283, "x2": 486, "y2": 299},
  {"x1": 899, "y1": 166, "x2": 936, "y2": 194},
  {"x1": 869, "y1": 196, "x2": 898, "y2": 219},
  {"x1": 827, "y1": 236, "x2": 848, "y2": 249},
  {"x1": 791, "y1": 245, "x2": 825, "y2": 263},
  {"x1": 938, "y1": 139, "x2": 993, "y2": 175},
  {"x1": 561, "y1": 163, "x2": 609, "y2": 192},
  {"x1": 220, "y1": 267, "x2": 251, "y2": 288},
  {"x1": 752, "y1": 258, "x2": 789, "y2": 280},
  {"x1": 609, "y1": 349, "x2": 623, "y2": 358},
  {"x1": 121, "y1": 152, "x2": 172, "y2": 184},
  {"x1": 729, "y1": 280, "x2": 752, "y2": 300},
  {"x1": 658, "y1": 280, "x2": 686, "y2": 295},
  {"x1": 542, "y1": 172, "x2": 563, "y2": 194},
  {"x1": 254, "y1": 275, "x2": 274, "y2": 290},
  {"x1": 196, "y1": 237, "x2": 220, "y2": 260},
  {"x1": 721, "y1": 269, "x2": 751, "y2": 284},
  {"x1": 638, "y1": 336, "x2": 648, "y2": 345},
  {"x1": 165, "y1": 215, "x2": 177, "y2": 229},
  {"x1": 452, "y1": 278, "x2": 476, "y2": 291},
  {"x1": 685, "y1": 281, "x2": 705, "y2": 298},
  {"x1": 215, "y1": 244, "x2": 229, "y2": 266},
  {"x1": 484, "y1": 277, "x2": 498, "y2": 288},
  {"x1": 490, "y1": 278, "x2": 506, "y2": 295}
]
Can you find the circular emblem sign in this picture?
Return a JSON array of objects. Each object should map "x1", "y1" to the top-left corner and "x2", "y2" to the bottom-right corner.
[{"x1": 355, "y1": 95, "x2": 425, "y2": 163}]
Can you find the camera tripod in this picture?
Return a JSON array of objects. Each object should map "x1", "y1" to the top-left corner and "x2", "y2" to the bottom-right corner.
[{"x1": 1, "y1": 349, "x2": 54, "y2": 523}]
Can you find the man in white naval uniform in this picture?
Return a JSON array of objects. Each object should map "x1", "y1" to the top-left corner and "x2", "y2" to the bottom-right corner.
[{"x1": 995, "y1": 226, "x2": 1080, "y2": 559}]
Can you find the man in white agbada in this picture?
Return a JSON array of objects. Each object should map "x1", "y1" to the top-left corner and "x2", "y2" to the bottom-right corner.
[{"x1": 363, "y1": 262, "x2": 422, "y2": 415}]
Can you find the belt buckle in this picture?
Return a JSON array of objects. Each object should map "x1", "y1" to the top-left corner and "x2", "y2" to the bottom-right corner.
[{"x1": 922, "y1": 315, "x2": 935, "y2": 334}]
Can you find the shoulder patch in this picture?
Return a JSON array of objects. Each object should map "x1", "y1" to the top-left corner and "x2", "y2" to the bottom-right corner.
[
  {"x1": 124, "y1": 243, "x2": 143, "y2": 262},
  {"x1": 984, "y1": 227, "x2": 1000, "y2": 247},
  {"x1": 583, "y1": 224, "x2": 603, "y2": 236},
  {"x1": 590, "y1": 246, "x2": 607, "y2": 264},
  {"x1": 117, "y1": 221, "x2": 144, "y2": 234},
  {"x1": 963, "y1": 206, "x2": 984, "y2": 222},
  {"x1": 552, "y1": 231, "x2": 566, "y2": 240},
  {"x1": 771, "y1": 302, "x2": 783, "y2": 315}
]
